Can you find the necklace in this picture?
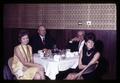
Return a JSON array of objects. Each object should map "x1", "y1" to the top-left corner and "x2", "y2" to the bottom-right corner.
[{"x1": 86, "y1": 52, "x2": 93, "y2": 57}]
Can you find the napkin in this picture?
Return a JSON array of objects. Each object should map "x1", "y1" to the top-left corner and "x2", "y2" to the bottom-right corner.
[
  {"x1": 66, "y1": 52, "x2": 74, "y2": 58},
  {"x1": 54, "y1": 55, "x2": 61, "y2": 61}
]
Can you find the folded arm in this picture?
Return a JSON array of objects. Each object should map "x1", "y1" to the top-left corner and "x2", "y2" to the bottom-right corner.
[
  {"x1": 76, "y1": 52, "x2": 100, "y2": 77},
  {"x1": 14, "y1": 46, "x2": 43, "y2": 68}
]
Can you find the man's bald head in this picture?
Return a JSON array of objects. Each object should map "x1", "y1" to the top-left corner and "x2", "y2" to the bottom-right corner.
[
  {"x1": 38, "y1": 25, "x2": 46, "y2": 36},
  {"x1": 77, "y1": 31, "x2": 85, "y2": 41}
]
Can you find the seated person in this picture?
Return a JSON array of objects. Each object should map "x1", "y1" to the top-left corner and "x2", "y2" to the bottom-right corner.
[
  {"x1": 30, "y1": 25, "x2": 55, "y2": 54},
  {"x1": 56, "y1": 31, "x2": 85, "y2": 80},
  {"x1": 65, "y1": 32, "x2": 100, "y2": 80},
  {"x1": 12, "y1": 30, "x2": 45, "y2": 80},
  {"x1": 67, "y1": 31, "x2": 85, "y2": 53}
]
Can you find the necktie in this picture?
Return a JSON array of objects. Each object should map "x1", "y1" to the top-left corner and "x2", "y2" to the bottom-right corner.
[{"x1": 43, "y1": 37, "x2": 45, "y2": 45}]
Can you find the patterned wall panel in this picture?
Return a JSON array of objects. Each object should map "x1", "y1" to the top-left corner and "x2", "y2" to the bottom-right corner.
[
  {"x1": 4, "y1": 4, "x2": 44, "y2": 28},
  {"x1": 88, "y1": 4, "x2": 116, "y2": 30},
  {"x1": 61, "y1": 4, "x2": 116, "y2": 30},
  {"x1": 4, "y1": 4, "x2": 19, "y2": 28},
  {"x1": 19, "y1": 4, "x2": 44, "y2": 28},
  {"x1": 44, "y1": 4, "x2": 63, "y2": 29},
  {"x1": 4, "y1": 4, "x2": 116, "y2": 30},
  {"x1": 62, "y1": 4, "x2": 88, "y2": 29},
  {"x1": 20, "y1": 4, "x2": 38, "y2": 28}
]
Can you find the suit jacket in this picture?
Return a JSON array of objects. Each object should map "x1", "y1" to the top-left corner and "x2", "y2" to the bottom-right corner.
[
  {"x1": 67, "y1": 41, "x2": 79, "y2": 52},
  {"x1": 67, "y1": 40, "x2": 85, "y2": 52},
  {"x1": 30, "y1": 34, "x2": 55, "y2": 53}
]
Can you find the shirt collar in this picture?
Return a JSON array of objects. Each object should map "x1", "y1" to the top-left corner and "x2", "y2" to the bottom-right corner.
[{"x1": 39, "y1": 35, "x2": 45, "y2": 40}]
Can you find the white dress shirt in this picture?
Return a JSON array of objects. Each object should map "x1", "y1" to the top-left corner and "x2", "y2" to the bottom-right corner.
[
  {"x1": 40, "y1": 35, "x2": 45, "y2": 42},
  {"x1": 78, "y1": 40, "x2": 85, "y2": 53}
]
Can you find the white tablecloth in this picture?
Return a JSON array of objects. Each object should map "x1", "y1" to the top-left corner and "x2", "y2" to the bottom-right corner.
[{"x1": 33, "y1": 54, "x2": 79, "y2": 80}]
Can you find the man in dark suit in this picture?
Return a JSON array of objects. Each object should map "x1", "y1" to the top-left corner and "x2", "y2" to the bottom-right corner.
[
  {"x1": 68, "y1": 31, "x2": 85, "y2": 52},
  {"x1": 56, "y1": 31, "x2": 85, "y2": 80},
  {"x1": 30, "y1": 25, "x2": 55, "y2": 53}
]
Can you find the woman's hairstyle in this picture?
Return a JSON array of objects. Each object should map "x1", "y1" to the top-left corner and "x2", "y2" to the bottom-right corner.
[
  {"x1": 84, "y1": 32, "x2": 96, "y2": 42},
  {"x1": 18, "y1": 30, "x2": 29, "y2": 42}
]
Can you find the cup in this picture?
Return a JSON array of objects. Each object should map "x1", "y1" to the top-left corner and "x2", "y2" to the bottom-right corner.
[
  {"x1": 74, "y1": 51, "x2": 79, "y2": 56},
  {"x1": 38, "y1": 50, "x2": 42, "y2": 53},
  {"x1": 38, "y1": 50, "x2": 44, "y2": 58},
  {"x1": 16, "y1": 69, "x2": 23, "y2": 78},
  {"x1": 54, "y1": 54, "x2": 61, "y2": 61},
  {"x1": 66, "y1": 49, "x2": 70, "y2": 52}
]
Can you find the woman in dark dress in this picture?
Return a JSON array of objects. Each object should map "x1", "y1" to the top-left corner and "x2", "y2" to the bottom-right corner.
[{"x1": 65, "y1": 32, "x2": 100, "y2": 80}]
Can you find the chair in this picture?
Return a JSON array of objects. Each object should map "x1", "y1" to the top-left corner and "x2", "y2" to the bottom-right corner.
[
  {"x1": 3, "y1": 65, "x2": 14, "y2": 80},
  {"x1": 8, "y1": 57, "x2": 15, "y2": 77}
]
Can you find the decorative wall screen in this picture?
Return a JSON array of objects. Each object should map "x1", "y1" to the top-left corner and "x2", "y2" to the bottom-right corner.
[{"x1": 4, "y1": 4, "x2": 116, "y2": 30}]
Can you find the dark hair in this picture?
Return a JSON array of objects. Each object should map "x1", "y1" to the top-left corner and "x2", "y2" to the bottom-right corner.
[
  {"x1": 18, "y1": 30, "x2": 29, "y2": 42},
  {"x1": 84, "y1": 32, "x2": 96, "y2": 42}
]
